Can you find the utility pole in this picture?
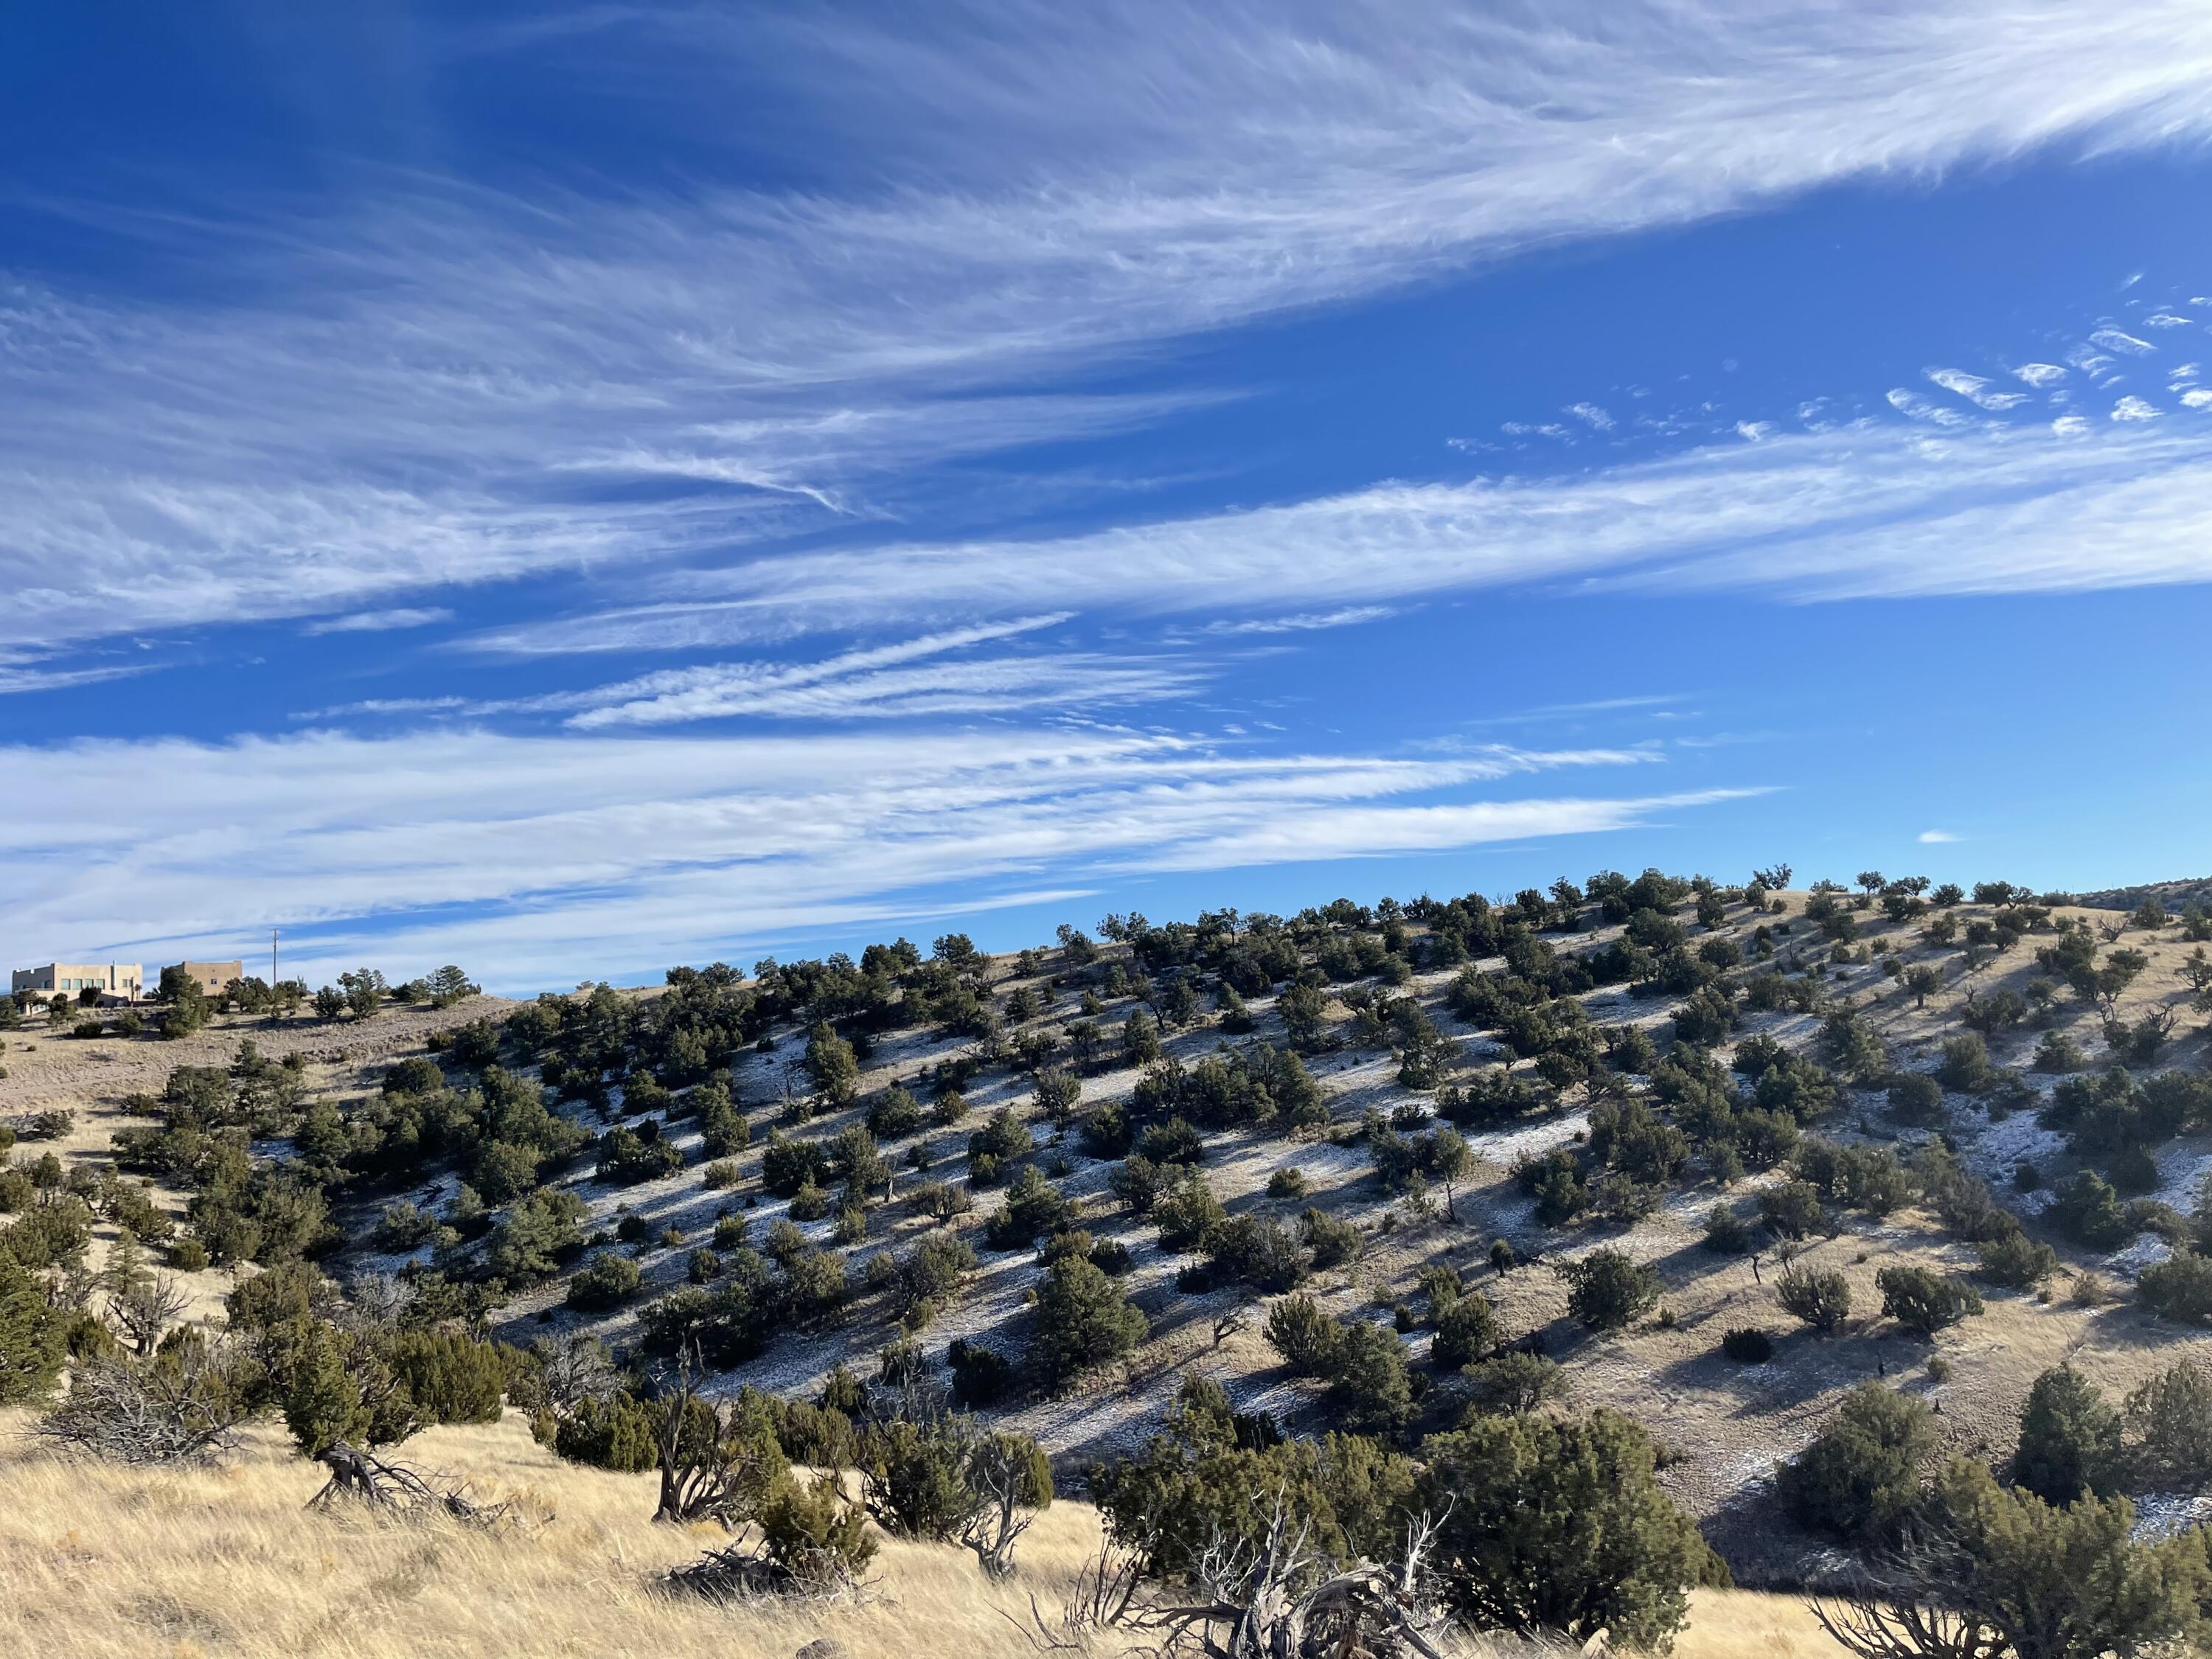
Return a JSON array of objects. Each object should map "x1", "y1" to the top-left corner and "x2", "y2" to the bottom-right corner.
[{"x1": 271, "y1": 929, "x2": 280, "y2": 1024}]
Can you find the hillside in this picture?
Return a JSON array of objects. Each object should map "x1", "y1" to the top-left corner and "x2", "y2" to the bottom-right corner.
[
  {"x1": 7, "y1": 866, "x2": 2212, "y2": 1644},
  {"x1": 0, "y1": 1408, "x2": 1843, "y2": 1659}
]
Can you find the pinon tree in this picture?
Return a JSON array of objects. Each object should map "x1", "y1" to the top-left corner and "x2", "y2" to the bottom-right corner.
[
  {"x1": 0, "y1": 1250, "x2": 67, "y2": 1405},
  {"x1": 1027, "y1": 1254, "x2": 1145, "y2": 1388},
  {"x1": 1416, "y1": 1408, "x2": 1722, "y2": 1650}
]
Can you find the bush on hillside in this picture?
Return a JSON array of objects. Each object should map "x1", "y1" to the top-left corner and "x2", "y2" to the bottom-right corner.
[
  {"x1": 1416, "y1": 1408, "x2": 1724, "y2": 1650},
  {"x1": 1875, "y1": 1265, "x2": 1983, "y2": 1338},
  {"x1": 2011, "y1": 1364, "x2": 2124, "y2": 1506},
  {"x1": 1555, "y1": 1248, "x2": 1660, "y2": 1332},
  {"x1": 1777, "y1": 1265, "x2": 1852, "y2": 1335},
  {"x1": 1026, "y1": 1256, "x2": 1144, "y2": 1388},
  {"x1": 1779, "y1": 1382, "x2": 1933, "y2": 1545}
]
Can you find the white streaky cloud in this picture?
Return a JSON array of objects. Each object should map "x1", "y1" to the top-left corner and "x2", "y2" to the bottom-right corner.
[
  {"x1": 2112, "y1": 396, "x2": 2162, "y2": 421},
  {"x1": 1926, "y1": 366, "x2": 1989, "y2": 399},
  {"x1": 467, "y1": 419, "x2": 2212, "y2": 645},
  {"x1": 1199, "y1": 607, "x2": 1399, "y2": 636},
  {"x1": 2090, "y1": 327, "x2": 2156, "y2": 355},
  {"x1": 1919, "y1": 829, "x2": 1961, "y2": 843},
  {"x1": 0, "y1": 727, "x2": 1703, "y2": 989},
  {"x1": 394, "y1": 617, "x2": 1187, "y2": 727},
  {"x1": 1925, "y1": 367, "x2": 2028, "y2": 410},
  {"x1": 2014, "y1": 363, "x2": 2069, "y2": 386},
  {"x1": 296, "y1": 697, "x2": 472, "y2": 721},
  {"x1": 1568, "y1": 403, "x2": 1616, "y2": 431},
  {"x1": 1735, "y1": 421, "x2": 1777, "y2": 441},
  {"x1": 10, "y1": 3, "x2": 2212, "y2": 650},
  {"x1": 301, "y1": 607, "x2": 456, "y2": 636},
  {"x1": 0, "y1": 661, "x2": 160, "y2": 697},
  {"x1": 563, "y1": 650, "x2": 1203, "y2": 728},
  {"x1": 2182, "y1": 389, "x2": 2212, "y2": 408},
  {"x1": 1885, "y1": 388, "x2": 1969, "y2": 427},
  {"x1": 2145, "y1": 312, "x2": 2195, "y2": 327}
]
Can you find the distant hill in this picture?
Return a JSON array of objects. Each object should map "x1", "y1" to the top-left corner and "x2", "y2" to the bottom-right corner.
[{"x1": 2074, "y1": 875, "x2": 2212, "y2": 913}]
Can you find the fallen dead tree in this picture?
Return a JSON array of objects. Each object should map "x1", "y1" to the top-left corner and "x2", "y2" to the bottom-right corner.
[
  {"x1": 1016, "y1": 1493, "x2": 1450, "y2": 1659},
  {"x1": 38, "y1": 1348, "x2": 245, "y2": 1466},
  {"x1": 307, "y1": 1441, "x2": 528, "y2": 1530}
]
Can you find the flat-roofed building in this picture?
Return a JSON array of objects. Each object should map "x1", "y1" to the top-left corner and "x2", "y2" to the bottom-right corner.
[
  {"x1": 13, "y1": 962, "x2": 144, "y2": 1002},
  {"x1": 161, "y1": 960, "x2": 246, "y2": 998}
]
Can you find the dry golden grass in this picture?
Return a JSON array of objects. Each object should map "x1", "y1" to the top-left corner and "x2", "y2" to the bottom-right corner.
[{"x1": 0, "y1": 1409, "x2": 1843, "y2": 1659}]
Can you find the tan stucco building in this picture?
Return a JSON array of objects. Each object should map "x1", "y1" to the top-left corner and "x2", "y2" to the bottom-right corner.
[
  {"x1": 162, "y1": 960, "x2": 246, "y2": 998},
  {"x1": 13, "y1": 962, "x2": 144, "y2": 1002}
]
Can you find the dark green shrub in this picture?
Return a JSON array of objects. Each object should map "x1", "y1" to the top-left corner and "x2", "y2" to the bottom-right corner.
[
  {"x1": 755, "y1": 1470, "x2": 877, "y2": 1586},
  {"x1": 1875, "y1": 1265, "x2": 1983, "y2": 1337},
  {"x1": 566, "y1": 1250, "x2": 642, "y2": 1312},
  {"x1": 1759, "y1": 1181, "x2": 1826, "y2": 1241},
  {"x1": 1720, "y1": 1326, "x2": 1773, "y2": 1363},
  {"x1": 1263, "y1": 1293, "x2": 1341, "y2": 1375},
  {"x1": 1779, "y1": 1382, "x2": 1933, "y2": 1544},
  {"x1": 1328, "y1": 1321, "x2": 1413, "y2": 1436},
  {"x1": 984, "y1": 1165, "x2": 1072, "y2": 1251},
  {"x1": 1976, "y1": 1233, "x2": 2059, "y2": 1290},
  {"x1": 1137, "y1": 1117, "x2": 1205, "y2": 1166},
  {"x1": 1301, "y1": 1207, "x2": 1363, "y2": 1269},
  {"x1": 1702, "y1": 1205, "x2": 1752, "y2": 1255},
  {"x1": 551, "y1": 1391, "x2": 660, "y2": 1470},
  {"x1": 947, "y1": 1338, "x2": 1015, "y2": 1407},
  {"x1": 1416, "y1": 1408, "x2": 1721, "y2": 1649},
  {"x1": 2136, "y1": 1251, "x2": 2212, "y2": 1324},
  {"x1": 1430, "y1": 1294, "x2": 1500, "y2": 1369},
  {"x1": 2050, "y1": 1171, "x2": 2131, "y2": 1251},
  {"x1": 1461, "y1": 1351, "x2": 1568, "y2": 1414},
  {"x1": 2011, "y1": 1363, "x2": 2124, "y2": 1506},
  {"x1": 1886, "y1": 1073, "x2": 1945, "y2": 1126},
  {"x1": 1935, "y1": 1033, "x2": 1994, "y2": 1093},
  {"x1": 865, "y1": 1087, "x2": 924, "y2": 1141},
  {"x1": 1777, "y1": 1265, "x2": 1851, "y2": 1335},
  {"x1": 0, "y1": 1250, "x2": 67, "y2": 1405},
  {"x1": 2123, "y1": 1359, "x2": 2212, "y2": 1489},
  {"x1": 1206, "y1": 1215, "x2": 1305, "y2": 1293},
  {"x1": 1026, "y1": 1256, "x2": 1144, "y2": 1388},
  {"x1": 595, "y1": 1125, "x2": 684, "y2": 1184},
  {"x1": 1555, "y1": 1248, "x2": 1660, "y2": 1332},
  {"x1": 1151, "y1": 1172, "x2": 1225, "y2": 1253},
  {"x1": 967, "y1": 1108, "x2": 1034, "y2": 1164},
  {"x1": 386, "y1": 1329, "x2": 508, "y2": 1424}
]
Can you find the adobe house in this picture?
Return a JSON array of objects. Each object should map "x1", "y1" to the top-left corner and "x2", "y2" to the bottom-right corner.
[
  {"x1": 12, "y1": 962, "x2": 144, "y2": 1003},
  {"x1": 161, "y1": 959, "x2": 246, "y2": 998}
]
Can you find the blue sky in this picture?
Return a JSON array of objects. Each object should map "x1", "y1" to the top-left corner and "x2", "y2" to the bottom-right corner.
[{"x1": 7, "y1": 1, "x2": 2212, "y2": 993}]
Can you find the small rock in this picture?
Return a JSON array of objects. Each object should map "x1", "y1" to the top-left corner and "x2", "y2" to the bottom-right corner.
[{"x1": 796, "y1": 1642, "x2": 852, "y2": 1659}]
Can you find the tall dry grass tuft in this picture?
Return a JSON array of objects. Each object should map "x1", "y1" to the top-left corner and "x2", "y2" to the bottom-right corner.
[{"x1": 0, "y1": 1409, "x2": 1840, "y2": 1658}]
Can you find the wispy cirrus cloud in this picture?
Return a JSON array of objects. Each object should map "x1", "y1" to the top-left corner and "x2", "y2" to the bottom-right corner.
[
  {"x1": 0, "y1": 726, "x2": 1717, "y2": 989},
  {"x1": 302, "y1": 607, "x2": 455, "y2": 636},
  {"x1": 467, "y1": 417, "x2": 2212, "y2": 651},
  {"x1": 1196, "y1": 607, "x2": 1399, "y2": 637},
  {"x1": 10, "y1": 1, "x2": 2212, "y2": 659},
  {"x1": 302, "y1": 617, "x2": 1211, "y2": 728}
]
